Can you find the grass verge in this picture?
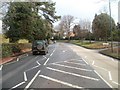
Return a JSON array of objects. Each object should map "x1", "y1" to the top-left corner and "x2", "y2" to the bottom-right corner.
[
  {"x1": 58, "y1": 40, "x2": 120, "y2": 60},
  {"x1": 99, "y1": 48, "x2": 120, "y2": 60}
]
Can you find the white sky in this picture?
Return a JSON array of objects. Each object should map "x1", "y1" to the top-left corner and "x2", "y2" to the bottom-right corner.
[
  {"x1": 53, "y1": 0, "x2": 119, "y2": 26},
  {"x1": 0, "y1": 0, "x2": 119, "y2": 33}
]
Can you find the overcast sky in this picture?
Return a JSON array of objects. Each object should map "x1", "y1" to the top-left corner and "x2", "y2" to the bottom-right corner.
[
  {"x1": 52, "y1": 0, "x2": 119, "y2": 26},
  {"x1": 0, "y1": 0, "x2": 119, "y2": 33}
]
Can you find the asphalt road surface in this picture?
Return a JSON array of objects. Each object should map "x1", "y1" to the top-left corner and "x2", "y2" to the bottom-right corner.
[{"x1": 1, "y1": 42, "x2": 119, "y2": 90}]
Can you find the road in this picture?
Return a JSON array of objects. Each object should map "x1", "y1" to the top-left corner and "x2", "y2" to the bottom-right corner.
[{"x1": 1, "y1": 42, "x2": 119, "y2": 89}]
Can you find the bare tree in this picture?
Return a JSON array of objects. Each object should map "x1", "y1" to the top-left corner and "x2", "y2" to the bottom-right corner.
[
  {"x1": 58, "y1": 15, "x2": 74, "y2": 39},
  {"x1": 79, "y1": 19, "x2": 91, "y2": 41}
]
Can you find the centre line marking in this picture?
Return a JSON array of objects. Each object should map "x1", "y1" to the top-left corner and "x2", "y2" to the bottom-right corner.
[
  {"x1": 39, "y1": 75, "x2": 83, "y2": 89},
  {"x1": 24, "y1": 72, "x2": 27, "y2": 81},
  {"x1": 52, "y1": 63, "x2": 92, "y2": 72},
  {"x1": 108, "y1": 71, "x2": 112, "y2": 80},
  {"x1": 25, "y1": 70, "x2": 41, "y2": 89},
  {"x1": 44, "y1": 58, "x2": 50, "y2": 65},
  {"x1": 47, "y1": 67, "x2": 99, "y2": 81}
]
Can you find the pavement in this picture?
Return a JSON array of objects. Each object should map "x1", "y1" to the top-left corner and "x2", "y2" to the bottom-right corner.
[{"x1": 0, "y1": 42, "x2": 119, "y2": 89}]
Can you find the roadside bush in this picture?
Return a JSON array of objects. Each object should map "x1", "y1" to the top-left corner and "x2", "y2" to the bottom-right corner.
[
  {"x1": 11, "y1": 45, "x2": 21, "y2": 54},
  {"x1": 2, "y1": 43, "x2": 31, "y2": 58},
  {"x1": 2, "y1": 43, "x2": 13, "y2": 58}
]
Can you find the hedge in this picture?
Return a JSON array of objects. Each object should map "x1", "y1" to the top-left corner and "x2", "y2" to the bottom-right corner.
[{"x1": 1, "y1": 43, "x2": 31, "y2": 58}]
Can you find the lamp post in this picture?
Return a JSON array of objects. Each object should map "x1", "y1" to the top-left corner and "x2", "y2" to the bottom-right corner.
[{"x1": 109, "y1": 0, "x2": 113, "y2": 52}]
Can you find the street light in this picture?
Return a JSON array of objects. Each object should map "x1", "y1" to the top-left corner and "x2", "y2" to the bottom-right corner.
[{"x1": 109, "y1": 0, "x2": 113, "y2": 52}]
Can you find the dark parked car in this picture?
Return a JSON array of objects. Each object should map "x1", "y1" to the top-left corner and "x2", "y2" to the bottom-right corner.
[{"x1": 32, "y1": 40, "x2": 48, "y2": 55}]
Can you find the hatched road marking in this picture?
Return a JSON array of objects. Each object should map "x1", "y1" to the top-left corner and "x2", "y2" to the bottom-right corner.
[
  {"x1": 51, "y1": 63, "x2": 92, "y2": 72},
  {"x1": 25, "y1": 70, "x2": 41, "y2": 88},
  {"x1": 39, "y1": 74, "x2": 84, "y2": 89},
  {"x1": 46, "y1": 67, "x2": 99, "y2": 81},
  {"x1": 64, "y1": 61, "x2": 86, "y2": 66}
]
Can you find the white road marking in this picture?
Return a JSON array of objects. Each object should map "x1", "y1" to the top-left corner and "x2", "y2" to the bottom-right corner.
[
  {"x1": 93, "y1": 65, "x2": 113, "y2": 81},
  {"x1": 112, "y1": 81, "x2": 120, "y2": 86},
  {"x1": 52, "y1": 63, "x2": 92, "y2": 72},
  {"x1": 111, "y1": 58, "x2": 115, "y2": 61},
  {"x1": 69, "y1": 58, "x2": 83, "y2": 61},
  {"x1": 44, "y1": 58, "x2": 50, "y2": 65},
  {"x1": 48, "y1": 59, "x2": 83, "y2": 65},
  {"x1": 93, "y1": 65, "x2": 108, "y2": 71},
  {"x1": 47, "y1": 67, "x2": 99, "y2": 81},
  {"x1": 62, "y1": 50, "x2": 66, "y2": 52},
  {"x1": 24, "y1": 72, "x2": 27, "y2": 81},
  {"x1": 36, "y1": 61, "x2": 41, "y2": 65},
  {"x1": 11, "y1": 81, "x2": 25, "y2": 89},
  {"x1": 25, "y1": 65, "x2": 40, "y2": 72},
  {"x1": 82, "y1": 58, "x2": 88, "y2": 65},
  {"x1": 53, "y1": 49, "x2": 56, "y2": 52},
  {"x1": 68, "y1": 59, "x2": 83, "y2": 62},
  {"x1": 94, "y1": 70, "x2": 112, "y2": 88},
  {"x1": 35, "y1": 56, "x2": 39, "y2": 59},
  {"x1": 39, "y1": 75, "x2": 83, "y2": 89},
  {"x1": 92, "y1": 61, "x2": 94, "y2": 65},
  {"x1": 25, "y1": 70, "x2": 41, "y2": 88},
  {"x1": 17, "y1": 58, "x2": 19, "y2": 61},
  {"x1": 64, "y1": 61, "x2": 86, "y2": 66},
  {"x1": 108, "y1": 71, "x2": 112, "y2": 80},
  {"x1": 50, "y1": 53, "x2": 53, "y2": 56},
  {"x1": 43, "y1": 56, "x2": 47, "y2": 59},
  {"x1": 0, "y1": 65, "x2": 3, "y2": 70}
]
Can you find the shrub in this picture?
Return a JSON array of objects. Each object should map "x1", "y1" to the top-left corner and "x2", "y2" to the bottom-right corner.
[
  {"x1": 2, "y1": 43, "x2": 13, "y2": 58},
  {"x1": 1, "y1": 43, "x2": 31, "y2": 58}
]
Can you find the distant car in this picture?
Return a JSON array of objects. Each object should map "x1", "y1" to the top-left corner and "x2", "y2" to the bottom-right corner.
[{"x1": 32, "y1": 40, "x2": 48, "y2": 55}]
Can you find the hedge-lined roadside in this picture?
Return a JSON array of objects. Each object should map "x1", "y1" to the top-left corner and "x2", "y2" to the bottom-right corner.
[{"x1": 1, "y1": 43, "x2": 31, "y2": 58}]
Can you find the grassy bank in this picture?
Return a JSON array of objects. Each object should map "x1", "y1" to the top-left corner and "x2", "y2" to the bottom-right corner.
[
  {"x1": 58, "y1": 40, "x2": 120, "y2": 60},
  {"x1": 59, "y1": 40, "x2": 111, "y2": 49},
  {"x1": 100, "y1": 48, "x2": 120, "y2": 60}
]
